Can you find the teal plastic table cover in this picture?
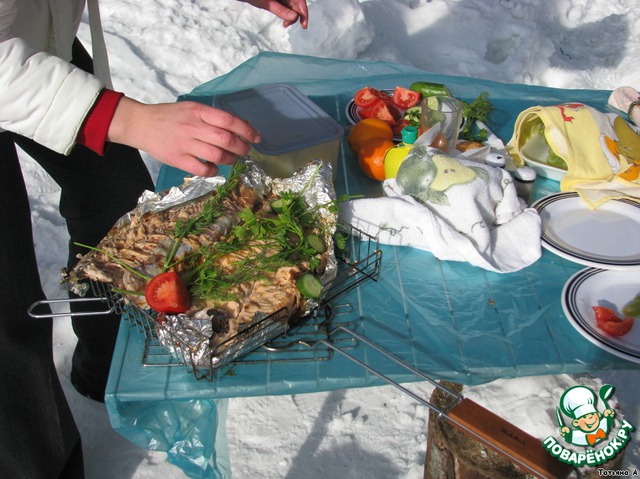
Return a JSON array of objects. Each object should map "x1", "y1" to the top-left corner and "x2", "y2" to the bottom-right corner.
[{"x1": 104, "y1": 52, "x2": 639, "y2": 478}]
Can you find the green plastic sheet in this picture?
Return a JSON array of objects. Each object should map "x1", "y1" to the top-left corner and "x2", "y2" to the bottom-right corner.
[{"x1": 106, "y1": 52, "x2": 639, "y2": 479}]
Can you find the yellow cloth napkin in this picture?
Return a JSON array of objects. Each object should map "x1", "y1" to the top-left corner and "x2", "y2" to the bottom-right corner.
[{"x1": 507, "y1": 103, "x2": 640, "y2": 208}]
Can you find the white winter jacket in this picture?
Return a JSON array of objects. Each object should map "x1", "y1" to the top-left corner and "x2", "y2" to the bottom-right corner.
[{"x1": 0, "y1": 0, "x2": 110, "y2": 154}]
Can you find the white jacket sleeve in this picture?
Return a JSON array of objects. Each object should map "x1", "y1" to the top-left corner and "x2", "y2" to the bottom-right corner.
[{"x1": 0, "y1": 1, "x2": 105, "y2": 155}]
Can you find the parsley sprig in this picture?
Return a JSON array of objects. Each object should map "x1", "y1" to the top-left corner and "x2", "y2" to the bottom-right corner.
[{"x1": 459, "y1": 92, "x2": 494, "y2": 142}]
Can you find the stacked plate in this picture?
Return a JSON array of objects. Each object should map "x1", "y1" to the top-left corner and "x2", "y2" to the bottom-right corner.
[{"x1": 532, "y1": 192, "x2": 640, "y2": 363}]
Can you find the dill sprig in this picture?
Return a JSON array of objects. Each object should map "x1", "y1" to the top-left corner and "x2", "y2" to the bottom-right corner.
[
  {"x1": 191, "y1": 190, "x2": 329, "y2": 302},
  {"x1": 164, "y1": 162, "x2": 246, "y2": 271},
  {"x1": 190, "y1": 248, "x2": 291, "y2": 302},
  {"x1": 174, "y1": 163, "x2": 244, "y2": 238},
  {"x1": 159, "y1": 161, "x2": 337, "y2": 304}
]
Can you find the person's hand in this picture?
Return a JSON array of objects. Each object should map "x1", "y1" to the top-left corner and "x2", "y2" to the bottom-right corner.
[
  {"x1": 107, "y1": 97, "x2": 261, "y2": 177},
  {"x1": 239, "y1": 0, "x2": 309, "y2": 29}
]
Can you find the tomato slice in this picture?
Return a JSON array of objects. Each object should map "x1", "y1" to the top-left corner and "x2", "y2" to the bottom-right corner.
[
  {"x1": 596, "y1": 316, "x2": 634, "y2": 336},
  {"x1": 592, "y1": 306, "x2": 634, "y2": 336},
  {"x1": 593, "y1": 306, "x2": 620, "y2": 324},
  {"x1": 357, "y1": 107, "x2": 375, "y2": 120},
  {"x1": 392, "y1": 86, "x2": 421, "y2": 109},
  {"x1": 145, "y1": 271, "x2": 191, "y2": 314},
  {"x1": 354, "y1": 87, "x2": 385, "y2": 108},
  {"x1": 361, "y1": 101, "x2": 401, "y2": 125}
]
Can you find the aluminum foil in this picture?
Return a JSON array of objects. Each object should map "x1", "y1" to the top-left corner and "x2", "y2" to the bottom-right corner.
[
  {"x1": 148, "y1": 157, "x2": 339, "y2": 373},
  {"x1": 157, "y1": 306, "x2": 293, "y2": 372}
]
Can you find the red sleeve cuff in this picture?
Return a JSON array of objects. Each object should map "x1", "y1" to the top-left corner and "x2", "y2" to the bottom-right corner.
[{"x1": 77, "y1": 89, "x2": 124, "y2": 155}]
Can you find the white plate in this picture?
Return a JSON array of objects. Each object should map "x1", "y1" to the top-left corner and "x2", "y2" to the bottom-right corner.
[
  {"x1": 519, "y1": 133, "x2": 566, "y2": 181},
  {"x1": 562, "y1": 268, "x2": 640, "y2": 363},
  {"x1": 532, "y1": 192, "x2": 640, "y2": 270}
]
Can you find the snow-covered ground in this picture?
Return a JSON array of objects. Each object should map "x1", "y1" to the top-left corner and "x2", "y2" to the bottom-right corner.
[{"x1": 19, "y1": 0, "x2": 640, "y2": 477}]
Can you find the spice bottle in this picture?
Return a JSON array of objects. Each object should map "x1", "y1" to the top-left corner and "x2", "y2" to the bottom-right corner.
[
  {"x1": 513, "y1": 166, "x2": 537, "y2": 203},
  {"x1": 384, "y1": 126, "x2": 419, "y2": 179}
]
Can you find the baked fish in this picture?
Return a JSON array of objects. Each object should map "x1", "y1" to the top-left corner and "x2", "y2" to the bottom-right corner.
[{"x1": 67, "y1": 159, "x2": 337, "y2": 364}]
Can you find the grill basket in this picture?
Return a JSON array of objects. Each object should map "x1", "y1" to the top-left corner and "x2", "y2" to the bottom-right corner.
[{"x1": 29, "y1": 222, "x2": 381, "y2": 381}]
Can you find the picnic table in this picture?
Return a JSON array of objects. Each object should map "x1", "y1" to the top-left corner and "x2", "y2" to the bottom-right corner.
[{"x1": 104, "y1": 52, "x2": 639, "y2": 478}]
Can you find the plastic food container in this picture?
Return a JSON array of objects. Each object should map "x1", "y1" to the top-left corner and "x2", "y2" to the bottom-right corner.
[{"x1": 213, "y1": 84, "x2": 344, "y2": 178}]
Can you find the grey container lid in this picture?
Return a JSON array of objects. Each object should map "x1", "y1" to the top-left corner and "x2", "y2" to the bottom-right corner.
[{"x1": 213, "y1": 83, "x2": 344, "y2": 156}]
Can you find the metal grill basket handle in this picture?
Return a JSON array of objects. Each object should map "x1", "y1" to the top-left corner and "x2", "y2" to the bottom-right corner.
[{"x1": 28, "y1": 296, "x2": 119, "y2": 319}]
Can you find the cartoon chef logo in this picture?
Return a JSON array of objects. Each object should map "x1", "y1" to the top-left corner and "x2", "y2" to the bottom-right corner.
[
  {"x1": 557, "y1": 385, "x2": 615, "y2": 448},
  {"x1": 543, "y1": 384, "x2": 635, "y2": 467}
]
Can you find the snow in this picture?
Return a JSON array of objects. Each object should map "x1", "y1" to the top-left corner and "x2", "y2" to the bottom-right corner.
[{"x1": 18, "y1": 0, "x2": 640, "y2": 477}]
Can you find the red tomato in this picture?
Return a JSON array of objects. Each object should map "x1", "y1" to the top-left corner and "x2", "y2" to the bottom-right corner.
[
  {"x1": 354, "y1": 87, "x2": 386, "y2": 108},
  {"x1": 145, "y1": 271, "x2": 190, "y2": 314},
  {"x1": 593, "y1": 306, "x2": 620, "y2": 324},
  {"x1": 358, "y1": 106, "x2": 377, "y2": 119},
  {"x1": 597, "y1": 316, "x2": 634, "y2": 336},
  {"x1": 361, "y1": 101, "x2": 401, "y2": 125},
  {"x1": 392, "y1": 86, "x2": 421, "y2": 109},
  {"x1": 592, "y1": 306, "x2": 634, "y2": 336}
]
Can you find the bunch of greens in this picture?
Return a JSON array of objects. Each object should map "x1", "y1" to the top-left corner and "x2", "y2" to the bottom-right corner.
[
  {"x1": 177, "y1": 163, "x2": 336, "y2": 303},
  {"x1": 459, "y1": 92, "x2": 494, "y2": 142}
]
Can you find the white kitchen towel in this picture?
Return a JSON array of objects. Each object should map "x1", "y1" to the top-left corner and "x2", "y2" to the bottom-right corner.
[{"x1": 340, "y1": 148, "x2": 542, "y2": 273}]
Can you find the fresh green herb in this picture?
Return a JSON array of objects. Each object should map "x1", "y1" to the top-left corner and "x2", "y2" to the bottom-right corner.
[
  {"x1": 403, "y1": 106, "x2": 422, "y2": 128},
  {"x1": 333, "y1": 230, "x2": 349, "y2": 252},
  {"x1": 74, "y1": 242, "x2": 151, "y2": 281},
  {"x1": 182, "y1": 166, "x2": 335, "y2": 303},
  {"x1": 78, "y1": 161, "x2": 336, "y2": 305},
  {"x1": 165, "y1": 162, "x2": 246, "y2": 270},
  {"x1": 459, "y1": 92, "x2": 494, "y2": 142},
  {"x1": 188, "y1": 196, "x2": 330, "y2": 303},
  {"x1": 190, "y1": 248, "x2": 292, "y2": 302}
]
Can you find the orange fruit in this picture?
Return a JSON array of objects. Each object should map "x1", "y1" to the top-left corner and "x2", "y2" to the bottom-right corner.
[
  {"x1": 347, "y1": 118, "x2": 394, "y2": 153},
  {"x1": 358, "y1": 137, "x2": 394, "y2": 181}
]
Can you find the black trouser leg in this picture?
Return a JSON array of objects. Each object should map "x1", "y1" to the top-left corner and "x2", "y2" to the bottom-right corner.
[
  {"x1": 16, "y1": 135, "x2": 154, "y2": 399},
  {"x1": 0, "y1": 133, "x2": 83, "y2": 478}
]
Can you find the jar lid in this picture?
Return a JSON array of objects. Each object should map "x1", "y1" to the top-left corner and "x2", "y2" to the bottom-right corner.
[
  {"x1": 213, "y1": 84, "x2": 344, "y2": 155},
  {"x1": 514, "y1": 166, "x2": 537, "y2": 182},
  {"x1": 401, "y1": 126, "x2": 418, "y2": 144},
  {"x1": 485, "y1": 152, "x2": 506, "y2": 168}
]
